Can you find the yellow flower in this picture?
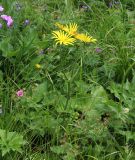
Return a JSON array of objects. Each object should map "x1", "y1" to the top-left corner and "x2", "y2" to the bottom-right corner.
[
  {"x1": 55, "y1": 23, "x2": 78, "y2": 36},
  {"x1": 35, "y1": 64, "x2": 41, "y2": 69},
  {"x1": 52, "y1": 30, "x2": 76, "y2": 45},
  {"x1": 54, "y1": 22, "x2": 97, "y2": 44},
  {"x1": 74, "y1": 33, "x2": 97, "y2": 43},
  {"x1": 55, "y1": 22, "x2": 65, "y2": 30},
  {"x1": 64, "y1": 23, "x2": 78, "y2": 35}
]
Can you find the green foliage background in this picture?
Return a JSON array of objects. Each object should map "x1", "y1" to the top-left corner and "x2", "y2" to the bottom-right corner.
[{"x1": 0, "y1": 0, "x2": 135, "y2": 159}]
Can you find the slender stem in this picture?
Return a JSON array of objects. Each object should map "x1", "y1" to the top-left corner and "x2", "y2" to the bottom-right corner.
[{"x1": 65, "y1": 81, "x2": 70, "y2": 110}]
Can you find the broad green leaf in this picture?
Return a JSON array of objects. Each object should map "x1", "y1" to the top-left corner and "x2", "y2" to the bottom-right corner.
[
  {"x1": 32, "y1": 82, "x2": 48, "y2": 103},
  {"x1": 0, "y1": 129, "x2": 26, "y2": 156}
]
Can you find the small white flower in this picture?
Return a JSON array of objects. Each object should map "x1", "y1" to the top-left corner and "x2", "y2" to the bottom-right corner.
[{"x1": 123, "y1": 108, "x2": 129, "y2": 113}]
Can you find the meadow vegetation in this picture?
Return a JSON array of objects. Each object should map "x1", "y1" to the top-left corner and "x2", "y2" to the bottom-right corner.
[{"x1": 0, "y1": 0, "x2": 135, "y2": 159}]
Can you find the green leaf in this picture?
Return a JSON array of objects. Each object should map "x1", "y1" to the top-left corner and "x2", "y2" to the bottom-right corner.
[
  {"x1": 0, "y1": 129, "x2": 26, "y2": 156},
  {"x1": 50, "y1": 145, "x2": 65, "y2": 155},
  {"x1": 0, "y1": 38, "x2": 16, "y2": 57},
  {"x1": 32, "y1": 82, "x2": 48, "y2": 103}
]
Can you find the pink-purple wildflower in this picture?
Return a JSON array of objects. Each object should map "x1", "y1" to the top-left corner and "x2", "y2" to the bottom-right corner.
[
  {"x1": 16, "y1": 89, "x2": 24, "y2": 97},
  {"x1": 24, "y1": 19, "x2": 30, "y2": 26},
  {"x1": 1, "y1": 15, "x2": 13, "y2": 27},
  {"x1": 0, "y1": 6, "x2": 4, "y2": 12}
]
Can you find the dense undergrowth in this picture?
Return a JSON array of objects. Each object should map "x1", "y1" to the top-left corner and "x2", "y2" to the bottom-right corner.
[{"x1": 0, "y1": 0, "x2": 135, "y2": 159}]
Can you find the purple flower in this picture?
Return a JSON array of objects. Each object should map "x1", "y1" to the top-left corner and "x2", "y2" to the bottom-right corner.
[
  {"x1": 7, "y1": 17, "x2": 13, "y2": 27},
  {"x1": 24, "y1": 19, "x2": 30, "y2": 25},
  {"x1": 95, "y1": 48, "x2": 102, "y2": 53},
  {"x1": 0, "y1": 6, "x2": 4, "y2": 12},
  {"x1": 16, "y1": 89, "x2": 24, "y2": 97},
  {"x1": 0, "y1": 23, "x2": 2, "y2": 29},
  {"x1": 1, "y1": 15, "x2": 8, "y2": 21},
  {"x1": 1, "y1": 15, "x2": 13, "y2": 27}
]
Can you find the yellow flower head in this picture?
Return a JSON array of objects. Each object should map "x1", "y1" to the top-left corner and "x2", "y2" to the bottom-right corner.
[
  {"x1": 52, "y1": 30, "x2": 76, "y2": 45},
  {"x1": 55, "y1": 22, "x2": 65, "y2": 30},
  {"x1": 55, "y1": 23, "x2": 78, "y2": 36},
  {"x1": 54, "y1": 22, "x2": 97, "y2": 44},
  {"x1": 74, "y1": 33, "x2": 97, "y2": 43},
  {"x1": 35, "y1": 64, "x2": 41, "y2": 69},
  {"x1": 64, "y1": 23, "x2": 78, "y2": 35}
]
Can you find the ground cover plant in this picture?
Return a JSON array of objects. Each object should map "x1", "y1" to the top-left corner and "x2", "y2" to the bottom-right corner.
[{"x1": 0, "y1": 0, "x2": 135, "y2": 159}]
